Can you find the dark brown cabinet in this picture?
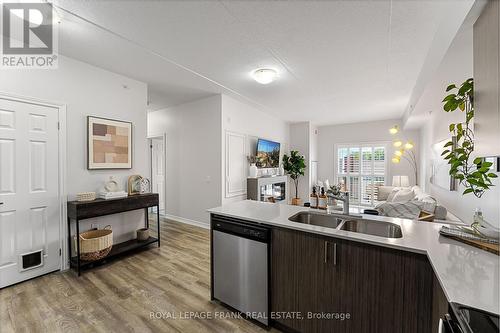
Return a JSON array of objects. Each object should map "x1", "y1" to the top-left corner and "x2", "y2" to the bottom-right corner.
[{"x1": 271, "y1": 227, "x2": 434, "y2": 333}]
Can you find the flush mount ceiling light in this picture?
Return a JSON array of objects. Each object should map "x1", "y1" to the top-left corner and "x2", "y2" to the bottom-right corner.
[{"x1": 252, "y1": 68, "x2": 278, "y2": 85}]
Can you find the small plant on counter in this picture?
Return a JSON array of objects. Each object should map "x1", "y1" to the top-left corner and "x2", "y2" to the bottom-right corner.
[
  {"x1": 441, "y1": 78, "x2": 497, "y2": 198},
  {"x1": 326, "y1": 184, "x2": 343, "y2": 196},
  {"x1": 282, "y1": 151, "x2": 306, "y2": 205}
]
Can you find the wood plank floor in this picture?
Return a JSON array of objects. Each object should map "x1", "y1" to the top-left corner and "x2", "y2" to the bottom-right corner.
[{"x1": 0, "y1": 219, "x2": 280, "y2": 333}]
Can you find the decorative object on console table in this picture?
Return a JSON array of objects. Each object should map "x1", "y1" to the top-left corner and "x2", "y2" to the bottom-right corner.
[
  {"x1": 441, "y1": 78, "x2": 497, "y2": 198},
  {"x1": 136, "y1": 228, "x2": 149, "y2": 241},
  {"x1": 77, "y1": 225, "x2": 113, "y2": 261},
  {"x1": 128, "y1": 175, "x2": 143, "y2": 195},
  {"x1": 76, "y1": 192, "x2": 96, "y2": 202},
  {"x1": 140, "y1": 178, "x2": 151, "y2": 194},
  {"x1": 389, "y1": 125, "x2": 418, "y2": 185},
  {"x1": 282, "y1": 150, "x2": 306, "y2": 206},
  {"x1": 104, "y1": 176, "x2": 119, "y2": 192},
  {"x1": 87, "y1": 116, "x2": 132, "y2": 170}
]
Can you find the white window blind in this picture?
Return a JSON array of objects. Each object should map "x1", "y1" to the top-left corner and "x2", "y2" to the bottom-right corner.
[{"x1": 335, "y1": 143, "x2": 387, "y2": 206}]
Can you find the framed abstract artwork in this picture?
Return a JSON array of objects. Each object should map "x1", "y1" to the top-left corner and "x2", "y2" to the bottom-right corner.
[{"x1": 87, "y1": 116, "x2": 132, "y2": 169}]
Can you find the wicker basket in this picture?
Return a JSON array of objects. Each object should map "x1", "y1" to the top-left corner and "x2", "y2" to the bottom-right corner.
[{"x1": 77, "y1": 226, "x2": 113, "y2": 261}]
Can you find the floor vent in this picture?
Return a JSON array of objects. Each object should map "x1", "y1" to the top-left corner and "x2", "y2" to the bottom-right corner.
[{"x1": 19, "y1": 250, "x2": 44, "y2": 272}]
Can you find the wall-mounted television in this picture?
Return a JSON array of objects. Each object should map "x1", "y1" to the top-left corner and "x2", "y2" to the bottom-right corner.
[{"x1": 256, "y1": 138, "x2": 280, "y2": 168}]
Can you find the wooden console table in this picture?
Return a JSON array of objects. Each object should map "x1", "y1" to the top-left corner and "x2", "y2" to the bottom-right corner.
[{"x1": 67, "y1": 193, "x2": 160, "y2": 275}]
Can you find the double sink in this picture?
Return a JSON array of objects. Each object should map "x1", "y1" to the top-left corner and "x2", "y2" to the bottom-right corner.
[{"x1": 288, "y1": 211, "x2": 403, "y2": 239}]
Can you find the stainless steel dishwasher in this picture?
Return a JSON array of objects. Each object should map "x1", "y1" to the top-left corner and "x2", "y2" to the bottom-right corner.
[{"x1": 211, "y1": 215, "x2": 270, "y2": 326}]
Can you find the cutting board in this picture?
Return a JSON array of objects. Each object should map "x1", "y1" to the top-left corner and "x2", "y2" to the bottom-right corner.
[{"x1": 445, "y1": 235, "x2": 499, "y2": 255}]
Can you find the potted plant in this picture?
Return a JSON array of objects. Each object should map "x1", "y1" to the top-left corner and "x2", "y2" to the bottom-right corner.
[
  {"x1": 282, "y1": 150, "x2": 306, "y2": 205},
  {"x1": 441, "y1": 78, "x2": 497, "y2": 198}
]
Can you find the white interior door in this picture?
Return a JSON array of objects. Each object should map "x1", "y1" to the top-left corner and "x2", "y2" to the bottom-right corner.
[
  {"x1": 151, "y1": 137, "x2": 165, "y2": 213},
  {"x1": 0, "y1": 98, "x2": 60, "y2": 288}
]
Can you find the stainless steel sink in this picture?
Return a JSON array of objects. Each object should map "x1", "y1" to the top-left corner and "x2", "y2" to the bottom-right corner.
[
  {"x1": 288, "y1": 211, "x2": 346, "y2": 228},
  {"x1": 288, "y1": 211, "x2": 403, "y2": 239},
  {"x1": 339, "y1": 219, "x2": 403, "y2": 238}
]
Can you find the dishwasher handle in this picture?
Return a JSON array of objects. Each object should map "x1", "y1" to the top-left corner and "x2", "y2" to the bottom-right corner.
[{"x1": 212, "y1": 218, "x2": 270, "y2": 243}]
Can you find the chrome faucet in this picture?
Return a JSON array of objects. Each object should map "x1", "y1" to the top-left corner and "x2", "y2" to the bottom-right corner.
[{"x1": 327, "y1": 191, "x2": 350, "y2": 215}]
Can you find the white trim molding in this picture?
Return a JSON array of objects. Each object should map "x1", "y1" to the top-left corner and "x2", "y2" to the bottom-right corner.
[
  {"x1": 225, "y1": 131, "x2": 247, "y2": 198},
  {"x1": 164, "y1": 214, "x2": 209, "y2": 229}
]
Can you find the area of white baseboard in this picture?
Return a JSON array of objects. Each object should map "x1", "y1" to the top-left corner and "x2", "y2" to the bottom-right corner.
[{"x1": 163, "y1": 214, "x2": 209, "y2": 229}]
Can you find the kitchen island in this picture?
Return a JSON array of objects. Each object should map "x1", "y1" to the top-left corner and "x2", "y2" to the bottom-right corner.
[{"x1": 208, "y1": 200, "x2": 499, "y2": 333}]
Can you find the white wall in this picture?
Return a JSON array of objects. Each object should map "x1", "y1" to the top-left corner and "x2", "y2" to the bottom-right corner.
[
  {"x1": 317, "y1": 119, "x2": 420, "y2": 188},
  {"x1": 289, "y1": 122, "x2": 311, "y2": 201},
  {"x1": 0, "y1": 55, "x2": 148, "y2": 242},
  {"x1": 412, "y1": 27, "x2": 500, "y2": 226},
  {"x1": 148, "y1": 95, "x2": 222, "y2": 224},
  {"x1": 221, "y1": 95, "x2": 289, "y2": 205}
]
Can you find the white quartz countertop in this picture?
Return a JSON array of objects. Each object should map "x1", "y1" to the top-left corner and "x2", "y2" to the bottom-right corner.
[{"x1": 208, "y1": 200, "x2": 500, "y2": 315}]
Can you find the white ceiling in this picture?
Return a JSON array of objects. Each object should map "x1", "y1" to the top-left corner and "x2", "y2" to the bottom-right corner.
[{"x1": 53, "y1": 0, "x2": 474, "y2": 125}]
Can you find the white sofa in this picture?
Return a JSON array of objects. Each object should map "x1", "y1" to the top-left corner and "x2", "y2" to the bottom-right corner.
[{"x1": 375, "y1": 185, "x2": 459, "y2": 223}]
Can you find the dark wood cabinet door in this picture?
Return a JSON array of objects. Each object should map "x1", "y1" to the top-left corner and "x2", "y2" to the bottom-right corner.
[
  {"x1": 327, "y1": 238, "x2": 432, "y2": 333},
  {"x1": 271, "y1": 227, "x2": 433, "y2": 333},
  {"x1": 272, "y1": 228, "x2": 335, "y2": 333}
]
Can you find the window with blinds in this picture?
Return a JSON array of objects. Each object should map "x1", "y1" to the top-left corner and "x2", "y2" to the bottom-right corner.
[{"x1": 335, "y1": 144, "x2": 387, "y2": 206}]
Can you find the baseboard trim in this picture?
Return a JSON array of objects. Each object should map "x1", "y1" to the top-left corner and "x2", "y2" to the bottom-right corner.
[{"x1": 164, "y1": 214, "x2": 209, "y2": 229}]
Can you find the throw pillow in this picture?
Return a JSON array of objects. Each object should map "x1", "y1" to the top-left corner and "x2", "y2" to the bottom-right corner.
[
  {"x1": 391, "y1": 189, "x2": 415, "y2": 203},
  {"x1": 386, "y1": 188, "x2": 400, "y2": 202},
  {"x1": 377, "y1": 186, "x2": 394, "y2": 201}
]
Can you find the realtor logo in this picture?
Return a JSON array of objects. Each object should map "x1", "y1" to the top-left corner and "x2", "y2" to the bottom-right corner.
[{"x1": 1, "y1": 2, "x2": 58, "y2": 68}]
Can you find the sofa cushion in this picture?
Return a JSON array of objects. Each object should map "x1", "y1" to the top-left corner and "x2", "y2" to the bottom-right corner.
[
  {"x1": 386, "y1": 188, "x2": 400, "y2": 202},
  {"x1": 377, "y1": 186, "x2": 394, "y2": 201}
]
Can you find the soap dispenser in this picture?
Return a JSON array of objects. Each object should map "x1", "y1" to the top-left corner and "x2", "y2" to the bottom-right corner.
[
  {"x1": 318, "y1": 187, "x2": 327, "y2": 210},
  {"x1": 310, "y1": 186, "x2": 318, "y2": 209}
]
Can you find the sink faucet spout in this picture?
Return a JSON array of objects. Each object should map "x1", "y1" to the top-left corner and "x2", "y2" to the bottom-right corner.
[{"x1": 327, "y1": 191, "x2": 350, "y2": 215}]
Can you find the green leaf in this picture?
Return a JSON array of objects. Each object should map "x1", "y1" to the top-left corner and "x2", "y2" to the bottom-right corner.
[
  {"x1": 446, "y1": 84, "x2": 456, "y2": 92},
  {"x1": 463, "y1": 188, "x2": 474, "y2": 195},
  {"x1": 459, "y1": 102, "x2": 465, "y2": 111},
  {"x1": 444, "y1": 141, "x2": 454, "y2": 147},
  {"x1": 441, "y1": 150, "x2": 450, "y2": 156},
  {"x1": 442, "y1": 94, "x2": 456, "y2": 102},
  {"x1": 482, "y1": 162, "x2": 493, "y2": 168},
  {"x1": 449, "y1": 124, "x2": 455, "y2": 132},
  {"x1": 488, "y1": 173, "x2": 498, "y2": 178},
  {"x1": 473, "y1": 157, "x2": 482, "y2": 164}
]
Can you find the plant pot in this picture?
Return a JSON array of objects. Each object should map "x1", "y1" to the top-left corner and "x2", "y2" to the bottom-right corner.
[
  {"x1": 291, "y1": 198, "x2": 302, "y2": 206},
  {"x1": 249, "y1": 164, "x2": 258, "y2": 178},
  {"x1": 137, "y1": 228, "x2": 150, "y2": 241}
]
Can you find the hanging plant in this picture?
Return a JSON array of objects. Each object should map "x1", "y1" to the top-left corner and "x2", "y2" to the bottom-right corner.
[{"x1": 441, "y1": 78, "x2": 497, "y2": 198}]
